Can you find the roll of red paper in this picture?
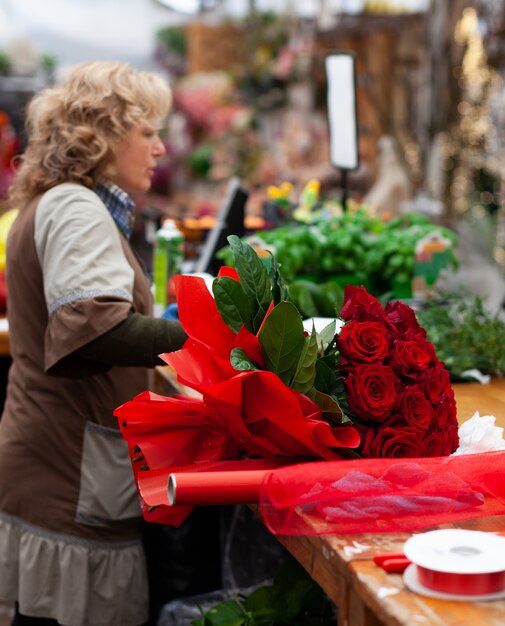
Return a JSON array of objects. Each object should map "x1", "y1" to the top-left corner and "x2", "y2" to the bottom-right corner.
[
  {"x1": 169, "y1": 469, "x2": 268, "y2": 505},
  {"x1": 404, "y1": 529, "x2": 505, "y2": 598},
  {"x1": 168, "y1": 458, "x2": 305, "y2": 506}
]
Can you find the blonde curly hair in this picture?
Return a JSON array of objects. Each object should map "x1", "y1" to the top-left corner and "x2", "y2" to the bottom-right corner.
[{"x1": 9, "y1": 61, "x2": 172, "y2": 209}]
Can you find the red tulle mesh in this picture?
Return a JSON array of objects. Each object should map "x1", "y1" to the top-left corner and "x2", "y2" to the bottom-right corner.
[{"x1": 259, "y1": 451, "x2": 505, "y2": 535}]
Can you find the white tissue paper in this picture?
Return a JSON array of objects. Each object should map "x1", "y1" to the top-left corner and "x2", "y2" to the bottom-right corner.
[{"x1": 452, "y1": 412, "x2": 505, "y2": 455}]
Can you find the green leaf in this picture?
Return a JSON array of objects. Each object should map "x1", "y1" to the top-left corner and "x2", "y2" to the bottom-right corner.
[
  {"x1": 293, "y1": 280, "x2": 330, "y2": 318},
  {"x1": 307, "y1": 389, "x2": 343, "y2": 423},
  {"x1": 252, "y1": 305, "x2": 269, "y2": 334},
  {"x1": 269, "y1": 254, "x2": 289, "y2": 305},
  {"x1": 258, "y1": 301, "x2": 305, "y2": 386},
  {"x1": 202, "y1": 600, "x2": 246, "y2": 626},
  {"x1": 290, "y1": 330, "x2": 318, "y2": 393},
  {"x1": 314, "y1": 357, "x2": 338, "y2": 394},
  {"x1": 298, "y1": 287, "x2": 320, "y2": 318},
  {"x1": 230, "y1": 348, "x2": 260, "y2": 371},
  {"x1": 316, "y1": 319, "x2": 337, "y2": 351},
  {"x1": 213, "y1": 276, "x2": 252, "y2": 333},
  {"x1": 228, "y1": 235, "x2": 272, "y2": 333},
  {"x1": 245, "y1": 586, "x2": 276, "y2": 612},
  {"x1": 246, "y1": 608, "x2": 278, "y2": 626},
  {"x1": 321, "y1": 281, "x2": 344, "y2": 317}
]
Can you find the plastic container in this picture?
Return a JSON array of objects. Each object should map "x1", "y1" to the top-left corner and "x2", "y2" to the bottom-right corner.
[{"x1": 153, "y1": 219, "x2": 184, "y2": 316}]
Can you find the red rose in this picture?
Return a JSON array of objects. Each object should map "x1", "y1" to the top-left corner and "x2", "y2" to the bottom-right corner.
[
  {"x1": 340, "y1": 285, "x2": 394, "y2": 329},
  {"x1": 359, "y1": 417, "x2": 425, "y2": 458},
  {"x1": 424, "y1": 421, "x2": 459, "y2": 457},
  {"x1": 419, "y1": 363, "x2": 453, "y2": 405},
  {"x1": 422, "y1": 428, "x2": 445, "y2": 457},
  {"x1": 399, "y1": 384, "x2": 433, "y2": 431},
  {"x1": 432, "y1": 396, "x2": 457, "y2": 429},
  {"x1": 345, "y1": 364, "x2": 399, "y2": 422},
  {"x1": 441, "y1": 419, "x2": 460, "y2": 455},
  {"x1": 338, "y1": 320, "x2": 390, "y2": 363},
  {"x1": 385, "y1": 300, "x2": 426, "y2": 340},
  {"x1": 389, "y1": 339, "x2": 436, "y2": 378},
  {"x1": 354, "y1": 423, "x2": 376, "y2": 458}
]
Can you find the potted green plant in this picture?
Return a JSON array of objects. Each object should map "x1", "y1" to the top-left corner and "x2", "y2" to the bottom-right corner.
[{"x1": 416, "y1": 290, "x2": 505, "y2": 380}]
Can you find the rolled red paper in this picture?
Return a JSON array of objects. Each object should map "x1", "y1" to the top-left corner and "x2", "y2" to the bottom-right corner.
[
  {"x1": 167, "y1": 457, "x2": 306, "y2": 506},
  {"x1": 169, "y1": 469, "x2": 270, "y2": 505}
]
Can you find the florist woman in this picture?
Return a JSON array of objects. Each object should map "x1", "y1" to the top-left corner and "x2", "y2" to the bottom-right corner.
[{"x1": 0, "y1": 62, "x2": 187, "y2": 626}]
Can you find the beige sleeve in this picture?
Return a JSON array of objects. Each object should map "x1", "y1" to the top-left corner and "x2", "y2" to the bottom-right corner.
[
  {"x1": 34, "y1": 183, "x2": 134, "y2": 313},
  {"x1": 34, "y1": 184, "x2": 135, "y2": 372}
]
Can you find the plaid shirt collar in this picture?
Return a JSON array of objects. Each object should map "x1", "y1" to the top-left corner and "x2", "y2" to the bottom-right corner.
[{"x1": 94, "y1": 182, "x2": 135, "y2": 240}]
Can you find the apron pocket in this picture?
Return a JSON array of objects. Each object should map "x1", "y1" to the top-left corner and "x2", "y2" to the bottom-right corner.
[{"x1": 76, "y1": 421, "x2": 141, "y2": 525}]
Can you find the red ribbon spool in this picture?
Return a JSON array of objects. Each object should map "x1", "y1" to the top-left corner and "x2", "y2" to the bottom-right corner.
[
  {"x1": 404, "y1": 529, "x2": 505, "y2": 598},
  {"x1": 416, "y1": 565, "x2": 505, "y2": 596}
]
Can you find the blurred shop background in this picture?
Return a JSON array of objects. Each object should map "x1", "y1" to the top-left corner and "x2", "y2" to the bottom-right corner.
[
  {"x1": 2, "y1": 0, "x2": 505, "y2": 315},
  {"x1": 4, "y1": 2, "x2": 505, "y2": 623}
]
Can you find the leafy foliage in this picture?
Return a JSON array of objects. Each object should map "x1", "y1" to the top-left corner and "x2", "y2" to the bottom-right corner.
[
  {"x1": 216, "y1": 210, "x2": 458, "y2": 298},
  {"x1": 289, "y1": 328, "x2": 318, "y2": 394},
  {"x1": 191, "y1": 557, "x2": 335, "y2": 626},
  {"x1": 229, "y1": 236, "x2": 272, "y2": 331},
  {"x1": 214, "y1": 277, "x2": 254, "y2": 333},
  {"x1": 214, "y1": 236, "x2": 344, "y2": 420},
  {"x1": 416, "y1": 290, "x2": 505, "y2": 380},
  {"x1": 288, "y1": 280, "x2": 344, "y2": 319},
  {"x1": 214, "y1": 235, "x2": 281, "y2": 335},
  {"x1": 230, "y1": 348, "x2": 260, "y2": 371},
  {"x1": 258, "y1": 301, "x2": 307, "y2": 386}
]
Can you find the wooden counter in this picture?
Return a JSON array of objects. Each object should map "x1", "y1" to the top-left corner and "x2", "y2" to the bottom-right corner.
[
  {"x1": 276, "y1": 379, "x2": 505, "y2": 626},
  {"x1": 452, "y1": 379, "x2": 505, "y2": 425}
]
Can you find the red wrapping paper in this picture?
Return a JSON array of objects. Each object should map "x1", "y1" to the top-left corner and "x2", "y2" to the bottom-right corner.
[
  {"x1": 258, "y1": 451, "x2": 505, "y2": 535},
  {"x1": 116, "y1": 370, "x2": 359, "y2": 525}
]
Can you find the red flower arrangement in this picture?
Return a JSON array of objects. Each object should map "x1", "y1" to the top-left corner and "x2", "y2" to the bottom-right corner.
[
  {"x1": 337, "y1": 286, "x2": 459, "y2": 459},
  {"x1": 115, "y1": 236, "x2": 460, "y2": 527}
]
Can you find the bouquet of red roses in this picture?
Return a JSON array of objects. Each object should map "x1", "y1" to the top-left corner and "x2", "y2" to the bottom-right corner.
[
  {"x1": 336, "y1": 286, "x2": 459, "y2": 459},
  {"x1": 116, "y1": 236, "x2": 471, "y2": 530},
  {"x1": 160, "y1": 236, "x2": 459, "y2": 460}
]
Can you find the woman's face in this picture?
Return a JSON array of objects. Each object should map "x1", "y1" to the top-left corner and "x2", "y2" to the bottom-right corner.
[{"x1": 110, "y1": 123, "x2": 166, "y2": 194}]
